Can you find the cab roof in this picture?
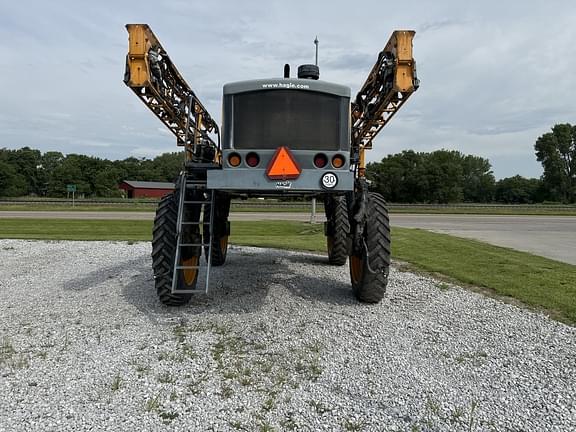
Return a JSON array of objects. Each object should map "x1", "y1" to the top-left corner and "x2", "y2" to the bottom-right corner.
[{"x1": 223, "y1": 78, "x2": 351, "y2": 98}]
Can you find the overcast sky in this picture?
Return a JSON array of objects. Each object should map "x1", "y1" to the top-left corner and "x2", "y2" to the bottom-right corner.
[{"x1": 1, "y1": 0, "x2": 575, "y2": 179}]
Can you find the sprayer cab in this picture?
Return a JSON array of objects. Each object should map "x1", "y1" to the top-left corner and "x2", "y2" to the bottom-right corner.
[{"x1": 207, "y1": 75, "x2": 353, "y2": 193}]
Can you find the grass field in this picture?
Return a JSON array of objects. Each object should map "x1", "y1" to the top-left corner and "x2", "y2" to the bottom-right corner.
[
  {"x1": 0, "y1": 204, "x2": 312, "y2": 213},
  {"x1": 0, "y1": 204, "x2": 156, "y2": 212},
  {"x1": 1, "y1": 218, "x2": 574, "y2": 324},
  {"x1": 2, "y1": 202, "x2": 576, "y2": 216}
]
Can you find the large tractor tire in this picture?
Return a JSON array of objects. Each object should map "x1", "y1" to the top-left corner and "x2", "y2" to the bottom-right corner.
[
  {"x1": 349, "y1": 192, "x2": 391, "y2": 303},
  {"x1": 324, "y1": 195, "x2": 350, "y2": 266},
  {"x1": 203, "y1": 193, "x2": 231, "y2": 266},
  {"x1": 151, "y1": 192, "x2": 202, "y2": 306}
]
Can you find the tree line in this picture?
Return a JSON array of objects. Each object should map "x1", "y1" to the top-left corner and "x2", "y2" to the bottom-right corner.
[
  {"x1": 0, "y1": 123, "x2": 574, "y2": 202},
  {"x1": 366, "y1": 150, "x2": 546, "y2": 204},
  {"x1": 0, "y1": 148, "x2": 182, "y2": 197},
  {"x1": 367, "y1": 123, "x2": 575, "y2": 204}
]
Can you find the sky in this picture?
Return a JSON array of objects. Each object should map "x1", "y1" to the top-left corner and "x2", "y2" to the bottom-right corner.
[{"x1": 1, "y1": 0, "x2": 575, "y2": 179}]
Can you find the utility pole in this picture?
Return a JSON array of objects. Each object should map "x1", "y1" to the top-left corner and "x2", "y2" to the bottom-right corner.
[{"x1": 314, "y1": 36, "x2": 319, "y2": 66}]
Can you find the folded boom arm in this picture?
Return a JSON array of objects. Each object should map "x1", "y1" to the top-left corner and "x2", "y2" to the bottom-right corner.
[
  {"x1": 123, "y1": 24, "x2": 219, "y2": 161},
  {"x1": 352, "y1": 31, "x2": 419, "y2": 154}
]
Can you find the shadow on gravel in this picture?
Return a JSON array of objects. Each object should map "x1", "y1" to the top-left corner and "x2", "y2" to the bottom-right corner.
[
  {"x1": 120, "y1": 247, "x2": 354, "y2": 322},
  {"x1": 63, "y1": 257, "x2": 145, "y2": 291},
  {"x1": 281, "y1": 253, "x2": 332, "y2": 266},
  {"x1": 278, "y1": 252, "x2": 353, "y2": 305}
]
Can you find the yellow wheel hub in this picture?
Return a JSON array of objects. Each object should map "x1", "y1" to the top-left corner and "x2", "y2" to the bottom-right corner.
[
  {"x1": 220, "y1": 236, "x2": 229, "y2": 253},
  {"x1": 350, "y1": 255, "x2": 363, "y2": 284},
  {"x1": 182, "y1": 256, "x2": 199, "y2": 285},
  {"x1": 327, "y1": 236, "x2": 334, "y2": 254}
]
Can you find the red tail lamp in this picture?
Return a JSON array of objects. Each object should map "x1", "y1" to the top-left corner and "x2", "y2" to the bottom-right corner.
[
  {"x1": 313, "y1": 153, "x2": 328, "y2": 168},
  {"x1": 246, "y1": 152, "x2": 260, "y2": 167},
  {"x1": 332, "y1": 154, "x2": 345, "y2": 168},
  {"x1": 228, "y1": 153, "x2": 241, "y2": 167}
]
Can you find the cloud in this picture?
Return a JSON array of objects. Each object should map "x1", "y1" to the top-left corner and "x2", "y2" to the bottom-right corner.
[
  {"x1": 322, "y1": 53, "x2": 375, "y2": 71},
  {"x1": 418, "y1": 18, "x2": 465, "y2": 33}
]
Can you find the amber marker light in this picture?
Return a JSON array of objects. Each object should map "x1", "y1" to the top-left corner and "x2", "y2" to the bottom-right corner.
[
  {"x1": 332, "y1": 154, "x2": 345, "y2": 168},
  {"x1": 228, "y1": 153, "x2": 241, "y2": 167}
]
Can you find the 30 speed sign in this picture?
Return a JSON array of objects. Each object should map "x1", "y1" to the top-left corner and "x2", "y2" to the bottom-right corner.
[{"x1": 321, "y1": 172, "x2": 338, "y2": 189}]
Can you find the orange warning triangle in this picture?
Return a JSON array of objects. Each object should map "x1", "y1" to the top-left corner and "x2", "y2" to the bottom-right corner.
[{"x1": 266, "y1": 146, "x2": 302, "y2": 180}]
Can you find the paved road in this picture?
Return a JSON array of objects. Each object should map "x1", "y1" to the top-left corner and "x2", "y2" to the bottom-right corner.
[
  {"x1": 1, "y1": 211, "x2": 575, "y2": 265},
  {"x1": 392, "y1": 214, "x2": 576, "y2": 265}
]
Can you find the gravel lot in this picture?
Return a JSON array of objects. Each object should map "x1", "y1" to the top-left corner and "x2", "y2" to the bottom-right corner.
[{"x1": 0, "y1": 240, "x2": 574, "y2": 432}]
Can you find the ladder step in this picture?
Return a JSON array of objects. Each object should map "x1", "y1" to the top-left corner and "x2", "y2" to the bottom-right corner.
[
  {"x1": 171, "y1": 173, "x2": 214, "y2": 296},
  {"x1": 173, "y1": 289, "x2": 208, "y2": 294}
]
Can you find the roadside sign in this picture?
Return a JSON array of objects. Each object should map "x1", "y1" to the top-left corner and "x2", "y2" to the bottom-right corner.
[{"x1": 66, "y1": 184, "x2": 77, "y2": 193}]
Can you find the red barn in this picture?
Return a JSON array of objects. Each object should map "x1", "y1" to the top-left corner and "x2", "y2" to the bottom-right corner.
[{"x1": 118, "y1": 180, "x2": 175, "y2": 199}]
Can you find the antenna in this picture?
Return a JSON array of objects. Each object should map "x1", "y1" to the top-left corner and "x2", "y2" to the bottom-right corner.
[{"x1": 314, "y1": 36, "x2": 319, "y2": 66}]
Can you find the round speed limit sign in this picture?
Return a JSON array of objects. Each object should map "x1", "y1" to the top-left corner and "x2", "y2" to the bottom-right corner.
[{"x1": 321, "y1": 172, "x2": 338, "y2": 189}]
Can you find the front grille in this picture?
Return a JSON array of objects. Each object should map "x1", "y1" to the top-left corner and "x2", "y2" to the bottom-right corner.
[{"x1": 232, "y1": 90, "x2": 341, "y2": 150}]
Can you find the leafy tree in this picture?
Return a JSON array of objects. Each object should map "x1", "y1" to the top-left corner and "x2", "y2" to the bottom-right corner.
[
  {"x1": 0, "y1": 161, "x2": 27, "y2": 196},
  {"x1": 495, "y1": 176, "x2": 543, "y2": 204},
  {"x1": 461, "y1": 155, "x2": 495, "y2": 202},
  {"x1": 0, "y1": 147, "x2": 184, "y2": 197},
  {"x1": 424, "y1": 150, "x2": 464, "y2": 203},
  {"x1": 153, "y1": 152, "x2": 184, "y2": 182},
  {"x1": 367, "y1": 150, "x2": 494, "y2": 203},
  {"x1": 114, "y1": 157, "x2": 162, "y2": 182},
  {"x1": 367, "y1": 150, "x2": 429, "y2": 202},
  {"x1": 0, "y1": 147, "x2": 42, "y2": 194},
  {"x1": 534, "y1": 123, "x2": 576, "y2": 203},
  {"x1": 36, "y1": 152, "x2": 64, "y2": 196},
  {"x1": 94, "y1": 167, "x2": 123, "y2": 197}
]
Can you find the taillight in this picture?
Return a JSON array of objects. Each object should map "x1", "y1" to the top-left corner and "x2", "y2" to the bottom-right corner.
[
  {"x1": 332, "y1": 154, "x2": 345, "y2": 168},
  {"x1": 228, "y1": 153, "x2": 241, "y2": 167},
  {"x1": 246, "y1": 152, "x2": 260, "y2": 167},
  {"x1": 313, "y1": 153, "x2": 328, "y2": 168}
]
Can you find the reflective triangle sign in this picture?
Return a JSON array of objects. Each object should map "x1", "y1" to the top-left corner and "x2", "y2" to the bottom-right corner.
[{"x1": 266, "y1": 146, "x2": 302, "y2": 180}]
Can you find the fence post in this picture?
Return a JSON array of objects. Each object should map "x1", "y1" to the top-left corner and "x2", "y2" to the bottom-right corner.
[{"x1": 310, "y1": 198, "x2": 316, "y2": 223}]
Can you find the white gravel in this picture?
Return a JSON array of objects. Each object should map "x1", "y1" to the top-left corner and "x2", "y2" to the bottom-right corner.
[{"x1": 0, "y1": 239, "x2": 574, "y2": 432}]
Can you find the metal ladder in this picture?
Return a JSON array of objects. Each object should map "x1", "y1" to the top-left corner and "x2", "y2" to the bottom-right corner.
[{"x1": 171, "y1": 173, "x2": 214, "y2": 294}]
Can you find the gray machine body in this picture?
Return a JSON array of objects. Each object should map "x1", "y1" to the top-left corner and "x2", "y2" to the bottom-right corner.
[{"x1": 207, "y1": 78, "x2": 354, "y2": 194}]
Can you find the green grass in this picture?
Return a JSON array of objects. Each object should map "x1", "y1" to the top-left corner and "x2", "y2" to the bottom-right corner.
[
  {"x1": 0, "y1": 218, "x2": 153, "y2": 241},
  {"x1": 392, "y1": 228, "x2": 576, "y2": 323},
  {"x1": 231, "y1": 205, "x2": 315, "y2": 213},
  {"x1": 0, "y1": 218, "x2": 574, "y2": 324},
  {"x1": 230, "y1": 220, "x2": 325, "y2": 251},
  {"x1": 0, "y1": 204, "x2": 312, "y2": 213},
  {"x1": 0, "y1": 219, "x2": 325, "y2": 245},
  {"x1": 2, "y1": 202, "x2": 576, "y2": 216},
  {"x1": 0, "y1": 204, "x2": 156, "y2": 212}
]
